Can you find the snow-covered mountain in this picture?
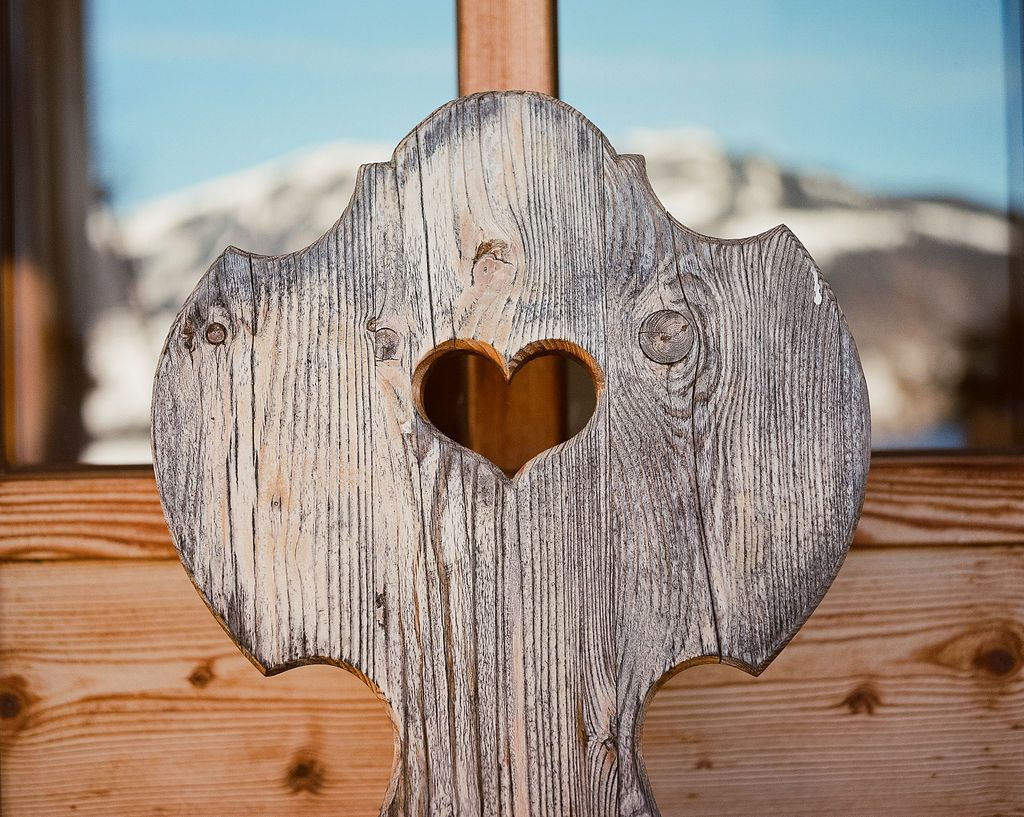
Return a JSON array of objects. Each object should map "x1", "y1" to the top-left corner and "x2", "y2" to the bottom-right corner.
[{"x1": 81, "y1": 131, "x2": 1016, "y2": 462}]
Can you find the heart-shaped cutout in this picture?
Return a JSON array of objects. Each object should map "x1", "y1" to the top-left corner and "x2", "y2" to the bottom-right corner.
[{"x1": 415, "y1": 341, "x2": 600, "y2": 477}]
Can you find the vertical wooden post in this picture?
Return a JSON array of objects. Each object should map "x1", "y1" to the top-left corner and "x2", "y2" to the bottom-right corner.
[
  {"x1": 456, "y1": 0, "x2": 565, "y2": 471},
  {"x1": 1004, "y1": 0, "x2": 1024, "y2": 445},
  {"x1": 1, "y1": 0, "x2": 92, "y2": 465},
  {"x1": 457, "y1": 0, "x2": 558, "y2": 97}
]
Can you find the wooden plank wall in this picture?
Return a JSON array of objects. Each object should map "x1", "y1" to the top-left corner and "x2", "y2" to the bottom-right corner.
[{"x1": 1, "y1": 460, "x2": 1022, "y2": 816}]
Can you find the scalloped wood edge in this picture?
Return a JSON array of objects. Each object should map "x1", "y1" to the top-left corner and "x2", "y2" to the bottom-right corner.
[{"x1": 151, "y1": 91, "x2": 869, "y2": 815}]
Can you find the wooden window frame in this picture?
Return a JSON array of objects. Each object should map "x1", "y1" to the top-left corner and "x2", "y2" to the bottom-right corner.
[{"x1": 0, "y1": 0, "x2": 1022, "y2": 557}]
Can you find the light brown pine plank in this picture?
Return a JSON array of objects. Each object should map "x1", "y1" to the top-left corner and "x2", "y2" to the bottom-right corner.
[
  {"x1": 644, "y1": 544, "x2": 1024, "y2": 816},
  {"x1": 855, "y1": 455, "x2": 1024, "y2": 545},
  {"x1": 0, "y1": 559, "x2": 394, "y2": 816},
  {"x1": 0, "y1": 472, "x2": 171, "y2": 559},
  {"x1": 3, "y1": 456, "x2": 1023, "y2": 562},
  {"x1": 1, "y1": 547, "x2": 1020, "y2": 816}
]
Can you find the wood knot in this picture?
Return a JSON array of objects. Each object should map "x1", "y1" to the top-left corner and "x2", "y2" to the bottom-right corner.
[
  {"x1": 181, "y1": 322, "x2": 196, "y2": 351},
  {"x1": 370, "y1": 326, "x2": 400, "y2": 361},
  {"x1": 919, "y1": 623, "x2": 1022, "y2": 681},
  {"x1": 205, "y1": 322, "x2": 227, "y2": 345},
  {"x1": 188, "y1": 661, "x2": 215, "y2": 689},
  {"x1": 285, "y1": 753, "x2": 326, "y2": 795},
  {"x1": 638, "y1": 309, "x2": 692, "y2": 364},
  {"x1": 0, "y1": 690, "x2": 22, "y2": 720},
  {"x1": 472, "y1": 239, "x2": 510, "y2": 265},
  {"x1": 841, "y1": 682, "x2": 881, "y2": 715},
  {"x1": 599, "y1": 714, "x2": 619, "y2": 757},
  {"x1": 471, "y1": 239, "x2": 513, "y2": 282},
  {"x1": 0, "y1": 675, "x2": 34, "y2": 728},
  {"x1": 973, "y1": 642, "x2": 1021, "y2": 678}
]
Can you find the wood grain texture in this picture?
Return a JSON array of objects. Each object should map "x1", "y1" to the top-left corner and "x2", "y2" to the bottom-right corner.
[
  {"x1": 2, "y1": 547, "x2": 1020, "y2": 816},
  {"x1": 0, "y1": 560, "x2": 393, "y2": 817},
  {"x1": 644, "y1": 542, "x2": 1024, "y2": 817},
  {"x1": 855, "y1": 455, "x2": 1024, "y2": 545},
  {"x1": 2, "y1": 455, "x2": 1023, "y2": 561},
  {"x1": 150, "y1": 93, "x2": 869, "y2": 815},
  {"x1": 0, "y1": 472, "x2": 171, "y2": 559},
  {"x1": 456, "y1": 0, "x2": 564, "y2": 486}
]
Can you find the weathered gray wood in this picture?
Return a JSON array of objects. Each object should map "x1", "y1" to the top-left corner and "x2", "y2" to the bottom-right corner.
[{"x1": 151, "y1": 91, "x2": 870, "y2": 816}]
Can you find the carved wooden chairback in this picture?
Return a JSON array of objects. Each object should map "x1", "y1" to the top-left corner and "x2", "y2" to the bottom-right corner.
[{"x1": 152, "y1": 91, "x2": 870, "y2": 816}]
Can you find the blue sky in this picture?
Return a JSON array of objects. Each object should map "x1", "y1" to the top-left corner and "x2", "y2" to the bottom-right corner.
[
  {"x1": 88, "y1": 1, "x2": 458, "y2": 209},
  {"x1": 560, "y1": 0, "x2": 1012, "y2": 209},
  {"x1": 89, "y1": 0, "x2": 1012, "y2": 210}
]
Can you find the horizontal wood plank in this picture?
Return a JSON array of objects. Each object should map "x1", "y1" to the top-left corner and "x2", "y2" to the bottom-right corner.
[
  {"x1": 0, "y1": 559, "x2": 395, "y2": 816},
  {"x1": 2, "y1": 455, "x2": 1023, "y2": 561},
  {"x1": 855, "y1": 455, "x2": 1024, "y2": 545},
  {"x1": 0, "y1": 472, "x2": 170, "y2": 559},
  {"x1": 1, "y1": 547, "x2": 1021, "y2": 816}
]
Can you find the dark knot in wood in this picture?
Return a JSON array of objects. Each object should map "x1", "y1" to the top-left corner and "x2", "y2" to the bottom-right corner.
[
  {"x1": 285, "y1": 754, "x2": 326, "y2": 795},
  {"x1": 972, "y1": 634, "x2": 1022, "y2": 678},
  {"x1": 471, "y1": 239, "x2": 513, "y2": 284},
  {"x1": 975, "y1": 647, "x2": 1018, "y2": 676},
  {"x1": 0, "y1": 675, "x2": 33, "y2": 726},
  {"x1": 188, "y1": 661, "x2": 215, "y2": 689},
  {"x1": 638, "y1": 309, "x2": 692, "y2": 364},
  {"x1": 205, "y1": 323, "x2": 227, "y2": 345},
  {"x1": 921, "y1": 622, "x2": 1023, "y2": 680},
  {"x1": 472, "y1": 238, "x2": 510, "y2": 265},
  {"x1": 841, "y1": 682, "x2": 881, "y2": 715},
  {"x1": 0, "y1": 690, "x2": 21, "y2": 719}
]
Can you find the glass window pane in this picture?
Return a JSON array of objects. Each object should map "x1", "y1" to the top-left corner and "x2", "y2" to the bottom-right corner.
[
  {"x1": 8, "y1": 0, "x2": 455, "y2": 465},
  {"x1": 561, "y1": 0, "x2": 1023, "y2": 449}
]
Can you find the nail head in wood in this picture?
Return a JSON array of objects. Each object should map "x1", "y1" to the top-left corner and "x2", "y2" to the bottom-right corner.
[{"x1": 639, "y1": 309, "x2": 692, "y2": 364}]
